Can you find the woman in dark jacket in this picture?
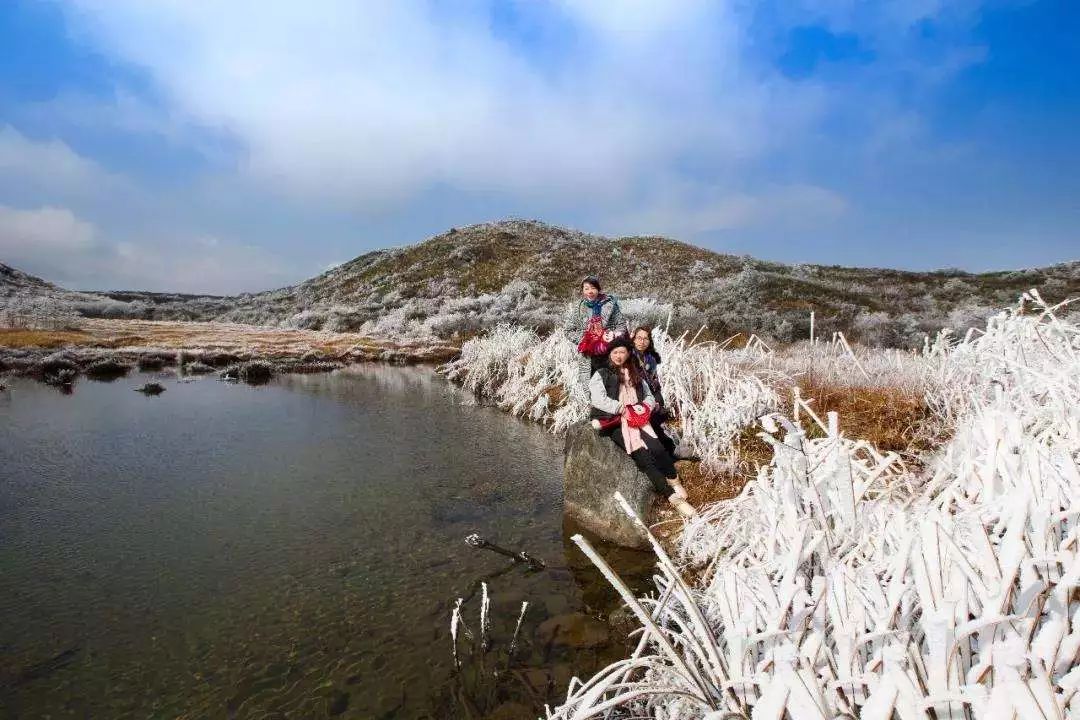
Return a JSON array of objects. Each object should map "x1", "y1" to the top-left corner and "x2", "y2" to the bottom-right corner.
[
  {"x1": 630, "y1": 326, "x2": 677, "y2": 456},
  {"x1": 564, "y1": 275, "x2": 626, "y2": 392},
  {"x1": 589, "y1": 337, "x2": 695, "y2": 517}
]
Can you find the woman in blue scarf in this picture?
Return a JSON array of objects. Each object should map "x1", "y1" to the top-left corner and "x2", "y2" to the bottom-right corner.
[{"x1": 563, "y1": 275, "x2": 626, "y2": 392}]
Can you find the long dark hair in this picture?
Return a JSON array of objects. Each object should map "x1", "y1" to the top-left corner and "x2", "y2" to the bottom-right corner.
[
  {"x1": 631, "y1": 326, "x2": 661, "y2": 362},
  {"x1": 607, "y1": 347, "x2": 645, "y2": 388}
]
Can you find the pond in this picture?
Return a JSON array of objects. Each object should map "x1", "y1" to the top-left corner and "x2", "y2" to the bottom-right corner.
[{"x1": 0, "y1": 366, "x2": 653, "y2": 719}]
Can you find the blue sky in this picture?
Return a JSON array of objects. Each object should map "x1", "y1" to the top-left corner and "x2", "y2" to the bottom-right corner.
[{"x1": 0, "y1": 0, "x2": 1077, "y2": 293}]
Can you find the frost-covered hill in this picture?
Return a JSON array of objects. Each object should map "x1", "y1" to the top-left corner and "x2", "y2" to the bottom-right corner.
[
  {"x1": 3, "y1": 220, "x2": 1079, "y2": 346},
  {"x1": 0, "y1": 262, "x2": 56, "y2": 293},
  {"x1": 216, "y1": 219, "x2": 1080, "y2": 345}
]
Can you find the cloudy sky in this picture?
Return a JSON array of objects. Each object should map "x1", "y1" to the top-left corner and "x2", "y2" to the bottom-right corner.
[{"x1": 1, "y1": 0, "x2": 1077, "y2": 293}]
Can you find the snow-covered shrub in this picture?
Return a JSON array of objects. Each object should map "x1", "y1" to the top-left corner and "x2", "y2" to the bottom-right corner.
[
  {"x1": 619, "y1": 297, "x2": 675, "y2": 331},
  {"x1": 284, "y1": 310, "x2": 326, "y2": 330},
  {"x1": 440, "y1": 325, "x2": 587, "y2": 433},
  {"x1": 84, "y1": 358, "x2": 132, "y2": 379},
  {"x1": 428, "y1": 311, "x2": 485, "y2": 339},
  {"x1": 221, "y1": 360, "x2": 275, "y2": 384},
  {"x1": 653, "y1": 329, "x2": 780, "y2": 471}
]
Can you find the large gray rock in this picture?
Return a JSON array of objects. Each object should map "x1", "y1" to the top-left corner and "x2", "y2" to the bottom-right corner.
[{"x1": 563, "y1": 422, "x2": 656, "y2": 548}]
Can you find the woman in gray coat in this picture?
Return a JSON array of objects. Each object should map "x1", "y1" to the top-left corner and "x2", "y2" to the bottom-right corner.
[{"x1": 563, "y1": 275, "x2": 627, "y2": 392}]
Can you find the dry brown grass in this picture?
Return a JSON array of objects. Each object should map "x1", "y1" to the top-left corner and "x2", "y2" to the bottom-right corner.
[
  {"x1": 655, "y1": 378, "x2": 941, "y2": 548},
  {"x1": 540, "y1": 384, "x2": 568, "y2": 409},
  {"x1": 0, "y1": 319, "x2": 460, "y2": 362},
  {"x1": 677, "y1": 459, "x2": 744, "y2": 507},
  {"x1": 0, "y1": 328, "x2": 95, "y2": 348},
  {"x1": 790, "y1": 378, "x2": 940, "y2": 456}
]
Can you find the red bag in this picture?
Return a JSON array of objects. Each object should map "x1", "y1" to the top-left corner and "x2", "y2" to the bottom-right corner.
[
  {"x1": 577, "y1": 316, "x2": 612, "y2": 356},
  {"x1": 625, "y1": 402, "x2": 652, "y2": 428}
]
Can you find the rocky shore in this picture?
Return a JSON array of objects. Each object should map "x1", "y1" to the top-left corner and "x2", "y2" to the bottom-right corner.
[{"x1": 0, "y1": 318, "x2": 460, "y2": 386}]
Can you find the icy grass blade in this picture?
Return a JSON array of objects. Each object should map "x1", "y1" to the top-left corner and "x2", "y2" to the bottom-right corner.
[
  {"x1": 479, "y1": 582, "x2": 491, "y2": 652},
  {"x1": 508, "y1": 601, "x2": 528, "y2": 659}
]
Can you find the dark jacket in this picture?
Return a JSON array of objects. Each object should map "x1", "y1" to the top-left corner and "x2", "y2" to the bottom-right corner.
[
  {"x1": 632, "y1": 348, "x2": 665, "y2": 408},
  {"x1": 588, "y1": 366, "x2": 657, "y2": 427}
]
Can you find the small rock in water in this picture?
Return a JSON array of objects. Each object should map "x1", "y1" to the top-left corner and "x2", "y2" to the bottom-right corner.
[
  {"x1": 135, "y1": 382, "x2": 166, "y2": 395},
  {"x1": 535, "y1": 612, "x2": 610, "y2": 649},
  {"x1": 328, "y1": 562, "x2": 350, "y2": 578},
  {"x1": 43, "y1": 367, "x2": 77, "y2": 387},
  {"x1": 84, "y1": 358, "x2": 132, "y2": 380},
  {"x1": 327, "y1": 690, "x2": 350, "y2": 716}
]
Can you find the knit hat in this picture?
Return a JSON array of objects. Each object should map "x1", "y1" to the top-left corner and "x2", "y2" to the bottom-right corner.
[
  {"x1": 582, "y1": 275, "x2": 602, "y2": 291},
  {"x1": 605, "y1": 335, "x2": 633, "y2": 356}
]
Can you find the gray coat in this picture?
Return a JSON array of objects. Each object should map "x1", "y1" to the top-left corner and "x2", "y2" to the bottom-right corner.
[{"x1": 562, "y1": 294, "x2": 626, "y2": 346}]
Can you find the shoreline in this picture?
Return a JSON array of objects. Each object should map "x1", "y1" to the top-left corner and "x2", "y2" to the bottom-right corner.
[{"x1": 0, "y1": 318, "x2": 460, "y2": 383}]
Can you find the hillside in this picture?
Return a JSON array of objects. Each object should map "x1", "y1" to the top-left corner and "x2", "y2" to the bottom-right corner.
[{"x1": 3, "y1": 220, "x2": 1079, "y2": 347}]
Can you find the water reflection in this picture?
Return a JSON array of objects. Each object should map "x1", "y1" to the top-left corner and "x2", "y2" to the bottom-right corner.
[{"x1": 0, "y1": 369, "x2": 651, "y2": 719}]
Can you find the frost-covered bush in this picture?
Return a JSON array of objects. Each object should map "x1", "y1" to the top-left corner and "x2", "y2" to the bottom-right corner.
[
  {"x1": 0, "y1": 294, "x2": 80, "y2": 329},
  {"x1": 322, "y1": 305, "x2": 371, "y2": 333},
  {"x1": 852, "y1": 310, "x2": 894, "y2": 346},
  {"x1": 84, "y1": 358, "x2": 132, "y2": 379},
  {"x1": 619, "y1": 297, "x2": 674, "y2": 331},
  {"x1": 284, "y1": 310, "x2": 326, "y2": 331},
  {"x1": 653, "y1": 330, "x2": 780, "y2": 471},
  {"x1": 428, "y1": 311, "x2": 485, "y2": 339},
  {"x1": 440, "y1": 325, "x2": 587, "y2": 433},
  {"x1": 221, "y1": 360, "x2": 275, "y2": 384},
  {"x1": 944, "y1": 303, "x2": 997, "y2": 335}
]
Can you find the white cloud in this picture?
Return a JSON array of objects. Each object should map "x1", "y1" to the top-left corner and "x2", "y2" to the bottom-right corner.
[
  {"x1": 0, "y1": 126, "x2": 121, "y2": 197},
  {"x1": 58, "y1": 0, "x2": 786, "y2": 209},
  {"x1": 0, "y1": 203, "x2": 290, "y2": 293},
  {"x1": 0, "y1": 205, "x2": 98, "y2": 256},
  {"x1": 611, "y1": 182, "x2": 849, "y2": 238}
]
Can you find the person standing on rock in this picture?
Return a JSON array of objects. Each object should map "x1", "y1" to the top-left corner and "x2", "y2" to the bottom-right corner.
[
  {"x1": 588, "y1": 337, "x2": 696, "y2": 518},
  {"x1": 630, "y1": 326, "x2": 678, "y2": 457},
  {"x1": 563, "y1": 275, "x2": 627, "y2": 393}
]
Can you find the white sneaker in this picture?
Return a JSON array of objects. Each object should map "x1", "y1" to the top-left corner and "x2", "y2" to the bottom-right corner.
[{"x1": 668, "y1": 495, "x2": 697, "y2": 518}]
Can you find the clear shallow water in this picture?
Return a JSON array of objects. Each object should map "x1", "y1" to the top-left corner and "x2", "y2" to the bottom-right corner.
[{"x1": 0, "y1": 367, "x2": 651, "y2": 719}]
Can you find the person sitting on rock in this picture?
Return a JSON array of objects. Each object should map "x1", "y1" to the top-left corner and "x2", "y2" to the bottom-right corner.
[
  {"x1": 630, "y1": 326, "x2": 678, "y2": 457},
  {"x1": 589, "y1": 336, "x2": 696, "y2": 518},
  {"x1": 563, "y1": 275, "x2": 627, "y2": 393}
]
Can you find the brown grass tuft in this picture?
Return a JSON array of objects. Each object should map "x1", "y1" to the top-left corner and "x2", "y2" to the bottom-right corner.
[
  {"x1": 791, "y1": 378, "x2": 940, "y2": 456},
  {"x1": 539, "y1": 384, "x2": 568, "y2": 410},
  {"x1": 676, "y1": 460, "x2": 744, "y2": 507},
  {"x1": 0, "y1": 328, "x2": 94, "y2": 348}
]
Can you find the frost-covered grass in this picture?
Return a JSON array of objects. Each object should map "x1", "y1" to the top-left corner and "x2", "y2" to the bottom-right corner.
[
  {"x1": 440, "y1": 320, "x2": 936, "y2": 474},
  {"x1": 441, "y1": 325, "x2": 589, "y2": 434},
  {"x1": 548, "y1": 293, "x2": 1080, "y2": 720}
]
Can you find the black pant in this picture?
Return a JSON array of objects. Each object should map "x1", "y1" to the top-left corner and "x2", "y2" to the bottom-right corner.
[
  {"x1": 608, "y1": 430, "x2": 677, "y2": 497},
  {"x1": 650, "y1": 411, "x2": 677, "y2": 457}
]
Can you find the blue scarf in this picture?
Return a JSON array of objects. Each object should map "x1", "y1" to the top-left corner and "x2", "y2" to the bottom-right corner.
[{"x1": 583, "y1": 294, "x2": 609, "y2": 317}]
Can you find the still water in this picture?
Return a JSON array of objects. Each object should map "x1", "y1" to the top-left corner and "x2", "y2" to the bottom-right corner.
[{"x1": 0, "y1": 367, "x2": 652, "y2": 719}]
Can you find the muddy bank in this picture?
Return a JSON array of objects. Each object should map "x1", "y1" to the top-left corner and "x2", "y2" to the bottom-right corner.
[{"x1": 0, "y1": 319, "x2": 460, "y2": 385}]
